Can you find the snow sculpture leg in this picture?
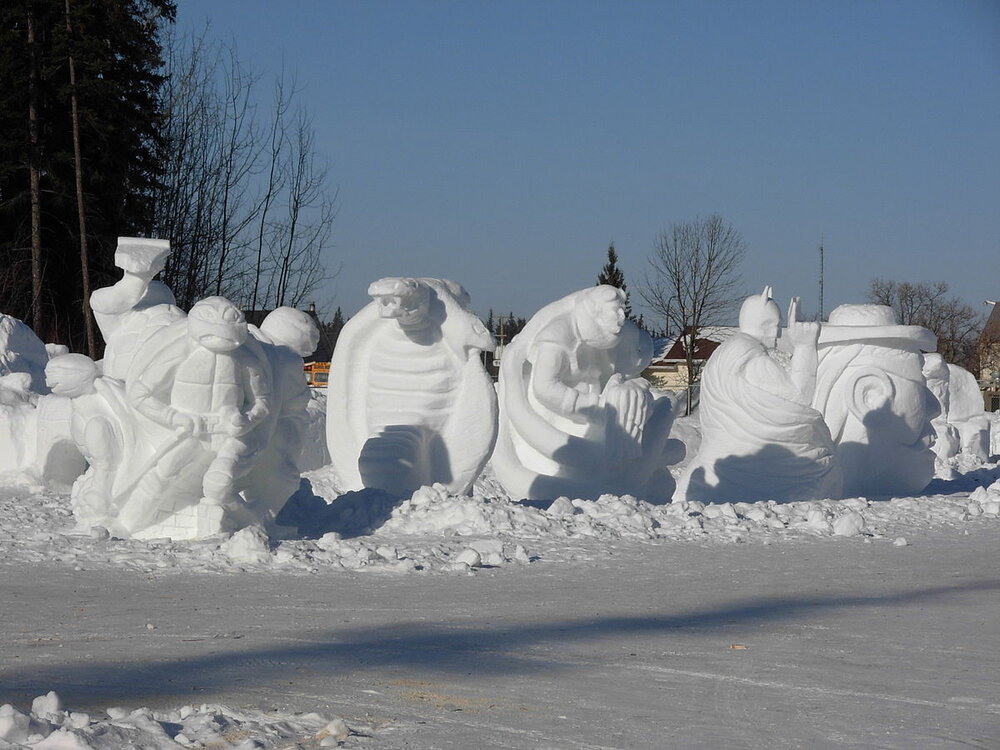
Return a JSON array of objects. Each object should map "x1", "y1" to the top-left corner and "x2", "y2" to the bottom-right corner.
[
  {"x1": 493, "y1": 285, "x2": 683, "y2": 502},
  {"x1": 676, "y1": 290, "x2": 842, "y2": 503},
  {"x1": 326, "y1": 278, "x2": 498, "y2": 497},
  {"x1": 813, "y1": 304, "x2": 938, "y2": 497}
]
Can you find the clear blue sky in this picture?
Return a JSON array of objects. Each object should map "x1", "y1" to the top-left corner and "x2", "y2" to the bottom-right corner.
[{"x1": 176, "y1": 0, "x2": 1000, "y2": 326}]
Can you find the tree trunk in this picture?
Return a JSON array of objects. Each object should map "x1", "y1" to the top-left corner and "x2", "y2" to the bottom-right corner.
[
  {"x1": 65, "y1": 0, "x2": 96, "y2": 357},
  {"x1": 27, "y1": 9, "x2": 44, "y2": 337}
]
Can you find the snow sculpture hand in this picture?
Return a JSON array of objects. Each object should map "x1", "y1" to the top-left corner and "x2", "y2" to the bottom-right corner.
[{"x1": 785, "y1": 297, "x2": 820, "y2": 348}]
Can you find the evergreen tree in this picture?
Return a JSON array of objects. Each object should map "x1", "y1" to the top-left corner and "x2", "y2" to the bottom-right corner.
[
  {"x1": 596, "y1": 241, "x2": 632, "y2": 318},
  {"x1": 0, "y1": 0, "x2": 175, "y2": 350}
]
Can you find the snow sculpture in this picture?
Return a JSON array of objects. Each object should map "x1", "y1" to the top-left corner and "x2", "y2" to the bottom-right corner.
[
  {"x1": 922, "y1": 354, "x2": 960, "y2": 461},
  {"x1": 117, "y1": 296, "x2": 272, "y2": 538},
  {"x1": 326, "y1": 277, "x2": 498, "y2": 496},
  {"x1": 677, "y1": 290, "x2": 842, "y2": 503},
  {"x1": 45, "y1": 354, "x2": 130, "y2": 526},
  {"x1": 813, "y1": 304, "x2": 938, "y2": 497},
  {"x1": 240, "y1": 307, "x2": 320, "y2": 525},
  {"x1": 0, "y1": 313, "x2": 50, "y2": 394},
  {"x1": 90, "y1": 237, "x2": 183, "y2": 380},
  {"x1": 492, "y1": 285, "x2": 681, "y2": 502},
  {"x1": 946, "y1": 363, "x2": 991, "y2": 461}
]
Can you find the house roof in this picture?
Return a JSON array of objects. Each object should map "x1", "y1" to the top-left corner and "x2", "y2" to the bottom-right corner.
[{"x1": 650, "y1": 326, "x2": 738, "y2": 364}]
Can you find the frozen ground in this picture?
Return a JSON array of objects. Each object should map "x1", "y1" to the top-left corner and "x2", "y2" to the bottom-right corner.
[{"x1": 2, "y1": 460, "x2": 1000, "y2": 748}]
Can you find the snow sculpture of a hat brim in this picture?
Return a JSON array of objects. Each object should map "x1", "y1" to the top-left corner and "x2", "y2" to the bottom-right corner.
[
  {"x1": 325, "y1": 277, "x2": 498, "y2": 497},
  {"x1": 813, "y1": 304, "x2": 939, "y2": 497}
]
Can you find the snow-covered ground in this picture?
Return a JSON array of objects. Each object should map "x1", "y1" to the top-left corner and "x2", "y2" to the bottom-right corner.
[{"x1": 3, "y1": 458, "x2": 1000, "y2": 748}]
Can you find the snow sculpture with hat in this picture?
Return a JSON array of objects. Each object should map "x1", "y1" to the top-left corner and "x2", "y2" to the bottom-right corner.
[
  {"x1": 326, "y1": 277, "x2": 498, "y2": 496},
  {"x1": 676, "y1": 287, "x2": 842, "y2": 503},
  {"x1": 492, "y1": 285, "x2": 682, "y2": 502},
  {"x1": 813, "y1": 304, "x2": 938, "y2": 497}
]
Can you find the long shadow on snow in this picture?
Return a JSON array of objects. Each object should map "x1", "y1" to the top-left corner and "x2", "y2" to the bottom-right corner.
[
  {"x1": 275, "y1": 480, "x2": 406, "y2": 539},
  {"x1": 2, "y1": 579, "x2": 997, "y2": 707}
]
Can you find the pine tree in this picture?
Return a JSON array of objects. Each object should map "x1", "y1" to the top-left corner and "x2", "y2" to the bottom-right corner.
[
  {"x1": 596, "y1": 241, "x2": 632, "y2": 318},
  {"x1": 0, "y1": 0, "x2": 175, "y2": 350}
]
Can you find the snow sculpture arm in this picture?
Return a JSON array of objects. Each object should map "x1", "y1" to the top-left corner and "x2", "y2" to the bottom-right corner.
[{"x1": 785, "y1": 297, "x2": 821, "y2": 405}]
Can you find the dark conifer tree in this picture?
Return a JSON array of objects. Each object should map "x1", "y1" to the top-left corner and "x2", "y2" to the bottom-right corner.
[{"x1": 596, "y1": 241, "x2": 632, "y2": 319}]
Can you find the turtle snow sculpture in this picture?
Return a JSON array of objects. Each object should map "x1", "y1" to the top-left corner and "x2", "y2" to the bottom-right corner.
[
  {"x1": 492, "y1": 285, "x2": 681, "y2": 502},
  {"x1": 326, "y1": 277, "x2": 498, "y2": 496}
]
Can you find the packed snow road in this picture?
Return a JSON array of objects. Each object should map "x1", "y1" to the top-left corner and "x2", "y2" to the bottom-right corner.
[{"x1": 2, "y1": 521, "x2": 999, "y2": 749}]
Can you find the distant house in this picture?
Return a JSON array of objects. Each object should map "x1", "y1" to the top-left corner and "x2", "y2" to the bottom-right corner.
[
  {"x1": 980, "y1": 302, "x2": 1000, "y2": 412},
  {"x1": 643, "y1": 326, "x2": 738, "y2": 390}
]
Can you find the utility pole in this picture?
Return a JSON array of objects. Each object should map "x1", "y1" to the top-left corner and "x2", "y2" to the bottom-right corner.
[{"x1": 818, "y1": 237, "x2": 825, "y2": 322}]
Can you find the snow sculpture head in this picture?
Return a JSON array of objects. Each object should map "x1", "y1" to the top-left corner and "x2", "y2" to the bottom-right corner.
[
  {"x1": 814, "y1": 304, "x2": 938, "y2": 496},
  {"x1": 739, "y1": 286, "x2": 781, "y2": 348},
  {"x1": 45, "y1": 354, "x2": 99, "y2": 398},
  {"x1": 575, "y1": 285, "x2": 628, "y2": 350},
  {"x1": 187, "y1": 297, "x2": 248, "y2": 352},
  {"x1": 492, "y1": 286, "x2": 682, "y2": 502},
  {"x1": 260, "y1": 307, "x2": 319, "y2": 357},
  {"x1": 326, "y1": 278, "x2": 498, "y2": 497}
]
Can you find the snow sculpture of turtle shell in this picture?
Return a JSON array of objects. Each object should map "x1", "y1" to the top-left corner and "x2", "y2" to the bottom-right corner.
[{"x1": 326, "y1": 277, "x2": 498, "y2": 496}]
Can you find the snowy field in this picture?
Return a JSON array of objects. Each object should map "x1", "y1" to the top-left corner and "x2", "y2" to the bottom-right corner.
[{"x1": 2, "y1": 459, "x2": 1000, "y2": 748}]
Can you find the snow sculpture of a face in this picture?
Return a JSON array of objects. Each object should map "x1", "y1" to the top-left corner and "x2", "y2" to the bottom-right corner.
[
  {"x1": 325, "y1": 277, "x2": 498, "y2": 497},
  {"x1": 187, "y1": 297, "x2": 248, "y2": 353},
  {"x1": 492, "y1": 285, "x2": 683, "y2": 503},
  {"x1": 675, "y1": 288, "x2": 843, "y2": 504},
  {"x1": 814, "y1": 304, "x2": 939, "y2": 497},
  {"x1": 738, "y1": 287, "x2": 781, "y2": 348}
]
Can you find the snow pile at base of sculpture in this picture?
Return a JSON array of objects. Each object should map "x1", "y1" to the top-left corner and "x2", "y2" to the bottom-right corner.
[
  {"x1": 0, "y1": 690, "x2": 356, "y2": 749},
  {"x1": 1, "y1": 461, "x2": 998, "y2": 577}
]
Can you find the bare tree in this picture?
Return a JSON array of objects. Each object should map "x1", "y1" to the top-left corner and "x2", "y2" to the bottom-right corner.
[
  {"x1": 641, "y1": 214, "x2": 745, "y2": 412},
  {"x1": 154, "y1": 27, "x2": 337, "y2": 313},
  {"x1": 866, "y1": 279, "x2": 983, "y2": 370}
]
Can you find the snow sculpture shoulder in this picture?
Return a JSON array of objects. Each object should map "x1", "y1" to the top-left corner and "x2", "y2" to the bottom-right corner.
[
  {"x1": 326, "y1": 277, "x2": 498, "y2": 496},
  {"x1": 677, "y1": 289, "x2": 842, "y2": 503},
  {"x1": 813, "y1": 304, "x2": 938, "y2": 497},
  {"x1": 492, "y1": 285, "x2": 681, "y2": 502}
]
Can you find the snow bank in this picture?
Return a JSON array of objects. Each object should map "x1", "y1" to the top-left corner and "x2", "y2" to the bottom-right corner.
[
  {"x1": 1, "y1": 459, "x2": 998, "y2": 577},
  {"x1": 0, "y1": 691, "x2": 355, "y2": 749}
]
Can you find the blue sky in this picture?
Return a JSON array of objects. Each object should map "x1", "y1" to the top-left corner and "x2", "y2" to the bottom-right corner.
[{"x1": 176, "y1": 0, "x2": 1000, "y2": 326}]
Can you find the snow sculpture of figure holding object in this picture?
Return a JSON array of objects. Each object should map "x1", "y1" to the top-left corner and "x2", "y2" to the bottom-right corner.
[
  {"x1": 813, "y1": 304, "x2": 938, "y2": 497},
  {"x1": 44, "y1": 354, "x2": 132, "y2": 528},
  {"x1": 90, "y1": 237, "x2": 183, "y2": 381},
  {"x1": 492, "y1": 285, "x2": 681, "y2": 502},
  {"x1": 326, "y1": 277, "x2": 498, "y2": 496},
  {"x1": 922, "y1": 353, "x2": 960, "y2": 462},
  {"x1": 117, "y1": 297, "x2": 272, "y2": 539},
  {"x1": 677, "y1": 289, "x2": 843, "y2": 503}
]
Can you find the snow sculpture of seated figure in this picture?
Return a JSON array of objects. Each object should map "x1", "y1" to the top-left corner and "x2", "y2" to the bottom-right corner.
[
  {"x1": 326, "y1": 277, "x2": 498, "y2": 496},
  {"x1": 946, "y1": 363, "x2": 991, "y2": 461},
  {"x1": 492, "y1": 285, "x2": 681, "y2": 502},
  {"x1": 677, "y1": 289, "x2": 842, "y2": 503},
  {"x1": 813, "y1": 304, "x2": 938, "y2": 497},
  {"x1": 922, "y1": 353, "x2": 960, "y2": 462},
  {"x1": 90, "y1": 237, "x2": 184, "y2": 381},
  {"x1": 115, "y1": 297, "x2": 272, "y2": 539},
  {"x1": 240, "y1": 307, "x2": 320, "y2": 526}
]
